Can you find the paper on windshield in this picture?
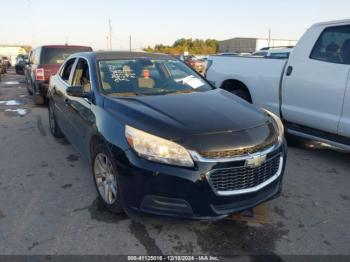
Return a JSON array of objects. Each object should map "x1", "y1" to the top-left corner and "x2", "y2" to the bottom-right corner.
[{"x1": 176, "y1": 75, "x2": 204, "y2": 89}]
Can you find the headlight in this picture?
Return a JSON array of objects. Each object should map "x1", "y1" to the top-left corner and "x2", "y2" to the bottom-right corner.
[
  {"x1": 125, "y1": 125, "x2": 194, "y2": 167},
  {"x1": 263, "y1": 109, "x2": 284, "y2": 142}
]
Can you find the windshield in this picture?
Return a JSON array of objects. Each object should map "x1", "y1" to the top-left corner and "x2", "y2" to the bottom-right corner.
[
  {"x1": 41, "y1": 47, "x2": 91, "y2": 64},
  {"x1": 98, "y1": 58, "x2": 213, "y2": 96}
]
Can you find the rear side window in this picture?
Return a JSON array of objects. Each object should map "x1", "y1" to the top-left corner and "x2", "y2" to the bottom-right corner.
[
  {"x1": 41, "y1": 47, "x2": 92, "y2": 64},
  {"x1": 310, "y1": 25, "x2": 350, "y2": 65},
  {"x1": 269, "y1": 52, "x2": 290, "y2": 59},
  {"x1": 29, "y1": 48, "x2": 40, "y2": 64},
  {"x1": 60, "y1": 58, "x2": 76, "y2": 82}
]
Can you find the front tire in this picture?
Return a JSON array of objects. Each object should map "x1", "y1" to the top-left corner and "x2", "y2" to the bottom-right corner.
[
  {"x1": 48, "y1": 100, "x2": 64, "y2": 138},
  {"x1": 92, "y1": 144, "x2": 124, "y2": 214}
]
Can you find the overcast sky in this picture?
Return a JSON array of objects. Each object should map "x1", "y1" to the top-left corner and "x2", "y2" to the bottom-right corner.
[{"x1": 1, "y1": 0, "x2": 350, "y2": 50}]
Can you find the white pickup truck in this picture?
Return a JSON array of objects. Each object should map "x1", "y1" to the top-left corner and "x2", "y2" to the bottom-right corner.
[{"x1": 206, "y1": 19, "x2": 350, "y2": 150}]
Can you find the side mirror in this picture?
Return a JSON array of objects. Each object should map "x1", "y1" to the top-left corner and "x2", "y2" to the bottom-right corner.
[{"x1": 66, "y1": 85, "x2": 89, "y2": 98}]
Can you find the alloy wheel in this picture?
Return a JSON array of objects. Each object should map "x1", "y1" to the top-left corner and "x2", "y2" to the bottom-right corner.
[
  {"x1": 94, "y1": 153, "x2": 118, "y2": 205},
  {"x1": 48, "y1": 102, "x2": 55, "y2": 132}
]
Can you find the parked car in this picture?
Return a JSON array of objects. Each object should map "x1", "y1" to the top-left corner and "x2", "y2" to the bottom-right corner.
[
  {"x1": 0, "y1": 57, "x2": 2, "y2": 81},
  {"x1": 0, "y1": 56, "x2": 7, "y2": 74},
  {"x1": 218, "y1": 52, "x2": 252, "y2": 57},
  {"x1": 252, "y1": 47, "x2": 293, "y2": 59},
  {"x1": 15, "y1": 55, "x2": 28, "y2": 75},
  {"x1": 206, "y1": 19, "x2": 350, "y2": 150},
  {"x1": 0, "y1": 56, "x2": 6, "y2": 75},
  {"x1": 1, "y1": 56, "x2": 12, "y2": 68},
  {"x1": 266, "y1": 48, "x2": 292, "y2": 59},
  {"x1": 47, "y1": 51, "x2": 286, "y2": 220},
  {"x1": 184, "y1": 56, "x2": 206, "y2": 74},
  {"x1": 25, "y1": 45, "x2": 93, "y2": 104}
]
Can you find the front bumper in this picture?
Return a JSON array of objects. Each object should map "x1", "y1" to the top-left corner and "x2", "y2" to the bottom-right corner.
[{"x1": 111, "y1": 141, "x2": 287, "y2": 220}]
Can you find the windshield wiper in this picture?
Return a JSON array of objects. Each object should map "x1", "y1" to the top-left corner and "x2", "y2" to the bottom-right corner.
[
  {"x1": 109, "y1": 92, "x2": 142, "y2": 97},
  {"x1": 162, "y1": 90, "x2": 196, "y2": 95}
]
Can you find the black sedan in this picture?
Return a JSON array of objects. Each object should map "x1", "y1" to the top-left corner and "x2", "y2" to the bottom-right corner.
[
  {"x1": 47, "y1": 51, "x2": 287, "y2": 220},
  {"x1": 15, "y1": 55, "x2": 28, "y2": 75}
]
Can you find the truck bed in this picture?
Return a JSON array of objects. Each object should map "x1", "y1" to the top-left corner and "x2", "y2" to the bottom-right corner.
[{"x1": 206, "y1": 55, "x2": 287, "y2": 115}]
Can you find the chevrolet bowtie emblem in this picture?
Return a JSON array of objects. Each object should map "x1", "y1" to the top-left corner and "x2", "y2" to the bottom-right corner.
[{"x1": 246, "y1": 154, "x2": 267, "y2": 168}]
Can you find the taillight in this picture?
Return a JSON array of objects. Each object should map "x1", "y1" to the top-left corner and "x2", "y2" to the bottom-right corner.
[{"x1": 36, "y1": 68, "x2": 45, "y2": 81}]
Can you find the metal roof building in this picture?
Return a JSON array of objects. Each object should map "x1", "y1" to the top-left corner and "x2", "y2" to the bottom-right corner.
[{"x1": 218, "y1": 37, "x2": 298, "y2": 53}]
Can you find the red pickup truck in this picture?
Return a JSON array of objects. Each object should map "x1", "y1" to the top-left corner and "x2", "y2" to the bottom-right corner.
[{"x1": 25, "y1": 45, "x2": 93, "y2": 104}]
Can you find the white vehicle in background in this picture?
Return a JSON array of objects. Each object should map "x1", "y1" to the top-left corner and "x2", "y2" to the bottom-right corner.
[
  {"x1": 206, "y1": 19, "x2": 350, "y2": 150},
  {"x1": 252, "y1": 47, "x2": 293, "y2": 59},
  {"x1": 218, "y1": 52, "x2": 252, "y2": 56}
]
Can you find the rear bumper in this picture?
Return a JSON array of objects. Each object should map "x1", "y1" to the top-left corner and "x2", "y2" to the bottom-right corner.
[{"x1": 111, "y1": 142, "x2": 287, "y2": 220}]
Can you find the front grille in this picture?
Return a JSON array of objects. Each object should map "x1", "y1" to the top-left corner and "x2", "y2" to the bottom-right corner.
[
  {"x1": 199, "y1": 134, "x2": 278, "y2": 159},
  {"x1": 208, "y1": 154, "x2": 281, "y2": 193}
]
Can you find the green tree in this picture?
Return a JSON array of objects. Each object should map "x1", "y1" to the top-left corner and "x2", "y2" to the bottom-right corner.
[{"x1": 144, "y1": 38, "x2": 219, "y2": 55}]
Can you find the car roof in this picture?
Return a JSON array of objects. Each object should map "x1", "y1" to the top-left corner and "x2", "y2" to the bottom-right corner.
[
  {"x1": 91, "y1": 51, "x2": 173, "y2": 60},
  {"x1": 312, "y1": 19, "x2": 350, "y2": 28},
  {"x1": 40, "y1": 45, "x2": 92, "y2": 49}
]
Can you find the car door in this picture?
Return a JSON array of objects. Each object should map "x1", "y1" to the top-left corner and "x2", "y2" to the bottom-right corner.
[
  {"x1": 52, "y1": 57, "x2": 77, "y2": 141},
  {"x1": 282, "y1": 24, "x2": 350, "y2": 134},
  {"x1": 64, "y1": 58, "x2": 94, "y2": 157}
]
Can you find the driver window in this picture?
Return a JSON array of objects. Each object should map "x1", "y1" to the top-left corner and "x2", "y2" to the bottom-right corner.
[
  {"x1": 72, "y1": 58, "x2": 91, "y2": 93},
  {"x1": 60, "y1": 58, "x2": 76, "y2": 83}
]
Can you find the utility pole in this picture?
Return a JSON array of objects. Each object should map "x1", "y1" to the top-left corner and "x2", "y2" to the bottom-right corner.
[
  {"x1": 129, "y1": 35, "x2": 132, "y2": 52},
  {"x1": 268, "y1": 29, "x2": 271, "y2": 47},
  {"x1": 108, "y1": 18, "x2": 112, "y2": 50}
]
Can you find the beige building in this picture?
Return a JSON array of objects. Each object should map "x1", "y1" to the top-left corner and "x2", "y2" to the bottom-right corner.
[
  {"x1": 218, "y1": 37, "x2": 298, "y2": 53},
  {"x1": 0, "y1": 45, "x2": 32, "y2": 65}
]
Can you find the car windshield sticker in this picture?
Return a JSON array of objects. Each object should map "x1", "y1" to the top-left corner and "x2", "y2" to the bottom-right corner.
[
  {"x1": 176, "y1": 75, "x2": 204, "y2": 89},
  {"x1": 109, "y1": 65, "x2": 136, "y2": 82}
]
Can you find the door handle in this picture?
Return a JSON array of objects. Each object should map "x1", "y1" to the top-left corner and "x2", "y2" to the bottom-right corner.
[
  {"x1": 64, "y1": 98, "x2": 71, "y2": 106},
  {"x1": 286, "y1": 66, "x2": 293, "y2": 76}
]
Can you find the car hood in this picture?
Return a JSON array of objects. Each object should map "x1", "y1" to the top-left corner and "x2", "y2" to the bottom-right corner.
[{"x1": 104, "y1": 89, "x2": 272, "y2": 142}]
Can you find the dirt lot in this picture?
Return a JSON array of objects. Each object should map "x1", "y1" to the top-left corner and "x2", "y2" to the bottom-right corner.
[{"x1": 0, "y1": 69, "x2": 349, "y2": 258}]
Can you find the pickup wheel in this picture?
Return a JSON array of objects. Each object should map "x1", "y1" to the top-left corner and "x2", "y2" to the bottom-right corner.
[
  {"x1": 26, "y1": 79, "x2": 33, "y2": 95},
  {"x1": 32, "y1": 84, "x2": 44, "y2": 105}
]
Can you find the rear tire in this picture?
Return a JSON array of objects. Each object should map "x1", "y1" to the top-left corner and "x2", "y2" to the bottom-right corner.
[
  {"x1": 92, "y1": 143, "x2": 124, "y2": 214},
  {"x1": 48, "y1": 100, "x2": 64, "y2": 138},
  {"x1": 26, "y1": 79, "x2": 33, "y2": 95},
  {"x1": 33, "y1": 93, "x2": 44, "y2": 105}
]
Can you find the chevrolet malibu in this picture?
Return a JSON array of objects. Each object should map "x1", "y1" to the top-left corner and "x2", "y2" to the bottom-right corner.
[{"x1": 47, "y1": 51, "x2": 287, "y2": 220}]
